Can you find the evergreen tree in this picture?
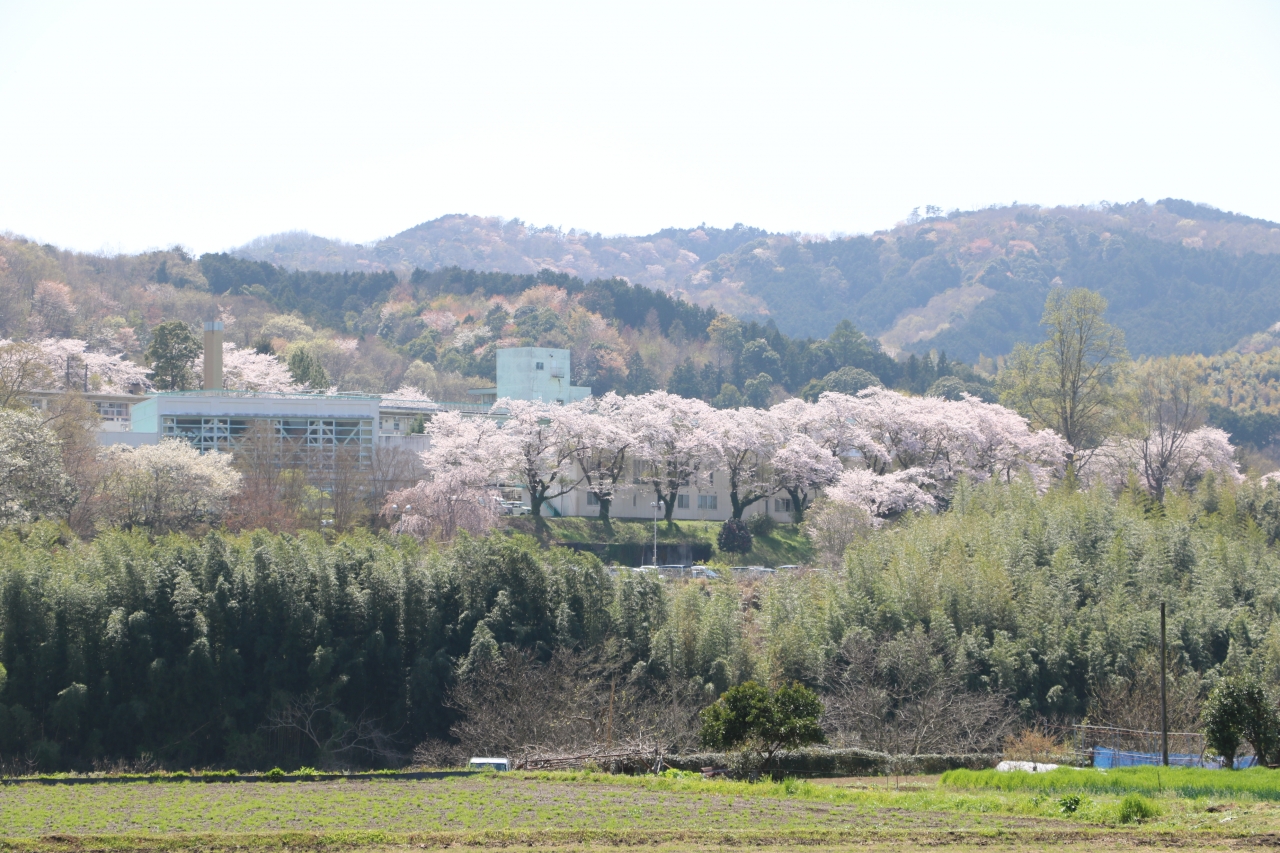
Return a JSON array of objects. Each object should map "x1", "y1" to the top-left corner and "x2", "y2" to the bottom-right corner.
[{"x1": 145, "y1": 320, "x2": 202, "y2": 390}]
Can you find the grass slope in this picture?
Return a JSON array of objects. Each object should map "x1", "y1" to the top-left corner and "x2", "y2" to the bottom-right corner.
[{"x1": 543, "y1": 518, "x2": 815, "y2": 567}]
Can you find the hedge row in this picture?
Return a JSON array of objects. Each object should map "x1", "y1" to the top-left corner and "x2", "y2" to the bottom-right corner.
[{"x1": 662, "y1": 748, "x2": 999, "y2": 777}]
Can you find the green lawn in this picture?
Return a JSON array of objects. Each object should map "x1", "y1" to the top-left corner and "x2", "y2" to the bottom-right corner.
[{"x1": 3, "y1": 770, "x2": 1280, "y2": 851}]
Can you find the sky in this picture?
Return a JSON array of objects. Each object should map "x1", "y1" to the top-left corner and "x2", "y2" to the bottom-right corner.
[{"x1": 0, "y1": 0, "x2": 1277, "y2": 255}]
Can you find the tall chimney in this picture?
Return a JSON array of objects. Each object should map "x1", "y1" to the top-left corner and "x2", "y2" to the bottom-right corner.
[{"x1": 203, "y1": 321, "x2": 224, "y2": 391}]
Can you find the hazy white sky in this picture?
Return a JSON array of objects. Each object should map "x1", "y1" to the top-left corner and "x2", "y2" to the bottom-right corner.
[{"x1": 1, "y1": 1, "x2": 1277, "y2": 254}]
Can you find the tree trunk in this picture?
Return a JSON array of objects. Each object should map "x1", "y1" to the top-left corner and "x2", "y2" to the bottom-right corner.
[
  {"x1": 786, "y1": 487, "x2": 806, "y2": 524},
  {"x1": 597, "y1": 495, "x2": 612, "y2": 528},
  {"x1": 730, "y1": 491, "x2": 766, "y2": 520}
]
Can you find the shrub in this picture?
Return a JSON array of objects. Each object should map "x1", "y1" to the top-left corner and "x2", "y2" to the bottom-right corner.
[
  {"x1": 264, "y1": 767, "x2": 286, "y2": 781},
  {"x1": 746, "y1": 513, "x2": 776, "y2": 537},
  {"x1": 1203, "y1": 674, "x2": 1280, "y2": 768},
  {"x1": 1003, "y1": 729, "x2": 1068, "y2": 764},
  {"x1": 699, "y1": 681, "x2": 826, "y2": 770},
  {"x1": 1058, "y1": 794, "x2": 1082, "y2": 814},
  {"x1": 717, "y1": 519, "x2": 753, "y2": 554},
  {"x1": 1117, "y1": 792, "x2": 1160, "y2": 823}
]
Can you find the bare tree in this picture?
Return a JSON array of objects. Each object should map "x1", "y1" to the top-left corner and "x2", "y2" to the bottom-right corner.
[
  {"x1": 227, "y1": 420, "x2": 302, "y2": 533},
  {"x1": 1130, "y1": 360, "x2": 1208, "y2": 502},
  {"x1": 1088, "y1": 650, "x2": 1204, "y2": 734},
  {"x1": 263, "y1": 691, "x2": 404, "y2": 768},
  {"x1": 823, "y1": 628, "x2": 1016, "y2": 755},
  {"x1": 445, "y1": 648, "x2": 702, "y2": 763}
]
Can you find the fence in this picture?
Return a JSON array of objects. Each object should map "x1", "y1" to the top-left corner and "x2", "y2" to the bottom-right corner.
[{"x1": 1068, "y1": 724, "x2": 1247, "y2": 769}]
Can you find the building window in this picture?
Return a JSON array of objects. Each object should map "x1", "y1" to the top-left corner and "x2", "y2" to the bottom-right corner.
[
  {"x1": 698, "y1": 495, "x2": 717, "y2": 510},
  {"x1": 774, "y1": 497, "x2": 792, "y2": 513},
  {"x1": 536, "y1": 361, "x2": 544, "y2": 370},
  {"x1": 587, "y1": 492, "x2": 600, "y2": 506},
  {"x1": 97, "y1": 401, "x2": 129, "y2": 421},
  {"x1": 677, "y1": 494, "x2": 690, "y2": 509},
  {"x1": 708, "y1": 472, "x2": 714, "y2": 485}
]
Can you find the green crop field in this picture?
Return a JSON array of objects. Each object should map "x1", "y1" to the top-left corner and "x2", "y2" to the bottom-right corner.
[
  {"x1": 943, "y1": 765, "x2": 1280, "y2": 801},
  {"x1": 4, "y1": 770, "x2": 1280, "y2": 852}
]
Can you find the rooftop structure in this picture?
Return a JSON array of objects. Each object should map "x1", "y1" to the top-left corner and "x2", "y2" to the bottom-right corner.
[{"x1": 468, "y1": 347, "x2": 591, "y2": 405}]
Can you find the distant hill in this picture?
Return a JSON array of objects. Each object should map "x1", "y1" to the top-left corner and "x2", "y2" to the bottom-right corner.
[{"x1": 232, "y1": 200, "x2": 1280, "y2": 361}]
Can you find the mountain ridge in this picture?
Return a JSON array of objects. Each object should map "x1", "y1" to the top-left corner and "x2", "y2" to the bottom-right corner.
[{"x1": 230, "y1": 200, "x2": 1280, "y2": 360}]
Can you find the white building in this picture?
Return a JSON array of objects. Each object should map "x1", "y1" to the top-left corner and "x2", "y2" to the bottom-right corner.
[{"x1": 468, "y1": 347, "x2": 591, "y2": 405}]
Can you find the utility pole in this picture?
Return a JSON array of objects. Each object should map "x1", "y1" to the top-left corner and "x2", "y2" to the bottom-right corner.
[
  {"x1": 1161, "y1": 601, "x2": 1169, "y2": 767},
  {"x1": 650, "y1": 501, "x2": 659, "y2": 565}
]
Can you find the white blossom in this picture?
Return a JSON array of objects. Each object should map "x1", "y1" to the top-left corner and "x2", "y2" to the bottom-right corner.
[{"x1": 96, "y1": 439, "x2": 242, "y2": 533}]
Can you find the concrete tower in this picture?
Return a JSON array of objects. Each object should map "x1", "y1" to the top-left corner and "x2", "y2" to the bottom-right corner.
[{"x1": 203, "y1": 321, "x2": 224, "y2": 390}]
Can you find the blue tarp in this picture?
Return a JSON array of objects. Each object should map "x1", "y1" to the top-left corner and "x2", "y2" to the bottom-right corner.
[{"x1": 1092, "y1": 746, "x2": 1254, "y2": 769}]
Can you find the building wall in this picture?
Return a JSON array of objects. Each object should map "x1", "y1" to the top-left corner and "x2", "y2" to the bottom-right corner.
[
  {"x1": 495, "y1": 347, "x2": 591, "y2": 404},
  {"x1": 538, "y1": 477, "x2": 799, "y2": 524}
]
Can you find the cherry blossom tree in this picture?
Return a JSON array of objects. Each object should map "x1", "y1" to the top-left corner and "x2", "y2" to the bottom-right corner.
[
  {"x1": 626, "y1": 391, "x2": 716, "y2": 524},
  {"x1": 195, "y1": 343, "x2": 300, "y2": 392},
  {"x1": 490, "y1": 399, "x2": 582, "y2": 522},
  {"x1": 0, "y1": 407, "x2": 76, "y2": 525},
  {"x1": 29, "y1": 338, "x2": 152, "y2": 394},
  {"x1": 826, "y1": 468, "x2": 935, "y2": 520},
  {"x1": 383, "y1": 469, "x2": 500, "y2": 542},
  {"x1": 770, "y1": 432, "x2": 843, "y2": 523},
  {"x1": 706, "y1": 405, "x2": 781, "y2": 519},
  {"x1": 95, "y1": 439, "x2": 242, "y2": 533},
  {"x1": 560, "y1": 393, "x2": 633, "y2": 526},
  {"x1": 420, "y1": 410, "x2": 504, "y2": 481},
  {"x1": 1089, "y1": 426, "x2": 1240, "y2": 496}
]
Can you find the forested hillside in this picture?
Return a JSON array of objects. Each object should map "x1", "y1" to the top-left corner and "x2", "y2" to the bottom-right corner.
[
  {"x1": 4, "y1": 234, "x2": 983, "y2": 406},
  {"x1": 231, "y1": 200, "x2": 1280, "y2": 361}
]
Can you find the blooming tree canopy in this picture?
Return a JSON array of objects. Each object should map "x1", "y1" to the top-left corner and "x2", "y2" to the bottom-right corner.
[
  {"x1": 1089, "y1": 426, "x2": 1240, "y2": 495},
  {"x1": 15, "y1": 338, "x2": 153, "y2": 395},
  {"x1": 195, "y1": 343, "x2": 300, "y2": 393},
  {"x1": 627, "y1": 391, "x2": 717, "y2": 523},
  {"x1": 96, "y1": 439, "x2": 242, "y2": 533},
  {"x1": 705, "y1": 405, "x2": 781, "y2": 519},
  {"x1": 0, "y1": 407, "x2": 76, "y2": 525},
  {"x1": 560, "y1": 392, "x2": 633, "y2": 524}
]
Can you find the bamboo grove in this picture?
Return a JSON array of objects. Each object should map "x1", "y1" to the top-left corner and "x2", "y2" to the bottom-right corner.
[{"x1": 5, "y1": 475, "x2": 1280, "y2": 769}]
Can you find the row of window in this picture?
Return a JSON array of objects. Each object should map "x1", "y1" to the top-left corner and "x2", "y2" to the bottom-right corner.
[{"x1": 588, "y1": 492, "x2": 720, "y2": 510}]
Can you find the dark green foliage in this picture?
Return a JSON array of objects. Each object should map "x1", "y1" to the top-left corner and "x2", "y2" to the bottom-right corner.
[
  {"x1": 699, "y1": 681, "x2": 826, "y2": 766},
  {"x1": 742, "y1": 374, "x2": 773, "y2": 408},
  {"x1": 287, "y1": 347, "x2": 329, "y2": 389},
  {"x1": 0, "y1": 530, "x2": 659, "y2": 771},
  {"x1": 824, "y1": 367, "x2": 881, "y2": 396},
  {"x1": 1202, "y1": 675, "x2": 1280, "y2": 768},
  {"x1": 717, "y1": 519, "x2": 753, "y2": 554},
  {"x1": 145, "y1": 320, "x2": 202, "y2": 390},
  {"x1": 199, "y1": 253, "x2": 399, "y2": 332}
]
